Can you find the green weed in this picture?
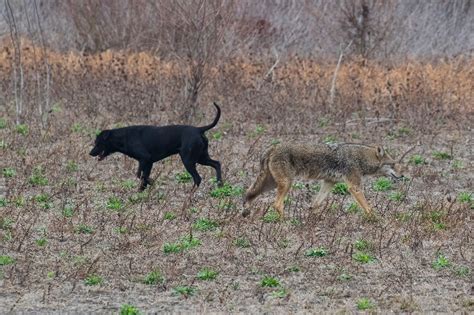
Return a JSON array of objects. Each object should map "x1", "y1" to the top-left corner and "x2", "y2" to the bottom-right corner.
[
  {"x1": 352, "y1": 252, "x2": 376, "y2": 264},
  {"x1": 0, "y1": 118, "x2": 6, "y2": 129},
  {"x1": 143, "y1": 270, "x2": 164, "y2": 285},
  {"x1": 173, "y1": 286, "x2": 196, "y2": 297},
  {"x1": 373, "y1": 177, "x2": 392, "y2": 191},
  {"x1": 0, "y1": 255, "x2": 15, "y2": 266},
  {"x1": 120, "y1": 304, "x2": 141, "y2": 315},
  {"x1": 304, "y1": 247, "x2": 328, "y2": 257},
  {"x1": 332, "y1": 183, "x2": 349, "y2": 195},
  {"x1": 84, "y1": 274, "x2": 103, "y2": 286},
  {"x1": 410, "y1": 154, "x2": 426, "y2": 165},
  {"x1": 432, "y1": 151, "x2": 452, "y2": 160},
  {"x1": 197, "y1": 267, "x2": 218, "y2": 281},
  {"x1": 66, "y1": 160, "x2": 78, "y2": 172},
  {"x1": 163, "y1": 235, "x2": 201, "y2": 254},
  {"x1": 2, "y1": 167, "x2": 16, "y2": 178},
  {"x1": 106, "y1": 196, "x2": 124, "y2": 211},
  {"x1": 15, "y1": 124, "x2": 29, "y2": 135},
  {"x1": 389, "y1": 191, "x2": 405, "y2": 202},
  {"x1": 175, "y1": 171, "x2": 192, "y2": 184},
  {"x1": 458, "y1": 192, "x2": 472, "y2": 203},
  {"x1": 271, "y1": 287, "x2": 288, "y2": 298},
  {"x1": 432, "y1": 253, "x2": 451, "y2": 270},
  {"x1": 193, "y1": 218, "x2": 219, "y2": 232},
  {"x1": 75, "y1": 224, "x2": 94, "y2": 234},
  {"x1": 29, "y1": 166, "x2": 48, "y2": 186},
  {"x1": 260, "y1": 275, "x2": 280, "y2": 288},
  {"x1": 121, "y1": 179, "x2": 137, "y2": 189},
  {"x1": 234, "y1": 238, "x2": 251, "y2": 248},
  {"x1": 262, "y1": 209, "x2": 281, "y2": 223},
  {"x1": 357, "y1": 298, "x2": 375, "y2": 310},
  {"x1": 163, "y1": 212, "x2": 176, "y2": 220},
  {"x1": 210, "y1": 183, "x2": 244, "y2": 198}
]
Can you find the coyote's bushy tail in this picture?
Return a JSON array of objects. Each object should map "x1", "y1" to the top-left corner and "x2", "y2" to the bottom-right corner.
[{"x1": 245, "y1": 146, "x2": 276, "y2": 203}]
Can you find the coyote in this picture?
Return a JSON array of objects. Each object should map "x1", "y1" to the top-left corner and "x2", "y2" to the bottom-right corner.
[{"x1": 244, "y1": 143, "x2": 404, "y2": 218}]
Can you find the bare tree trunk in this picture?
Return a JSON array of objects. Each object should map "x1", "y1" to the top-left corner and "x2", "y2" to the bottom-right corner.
[{"x1": 5, "y1": 0, "x2": 24, "y2": 125}]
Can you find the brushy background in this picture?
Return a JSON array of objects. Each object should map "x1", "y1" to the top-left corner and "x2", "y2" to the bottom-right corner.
[{"x1": 0, "y1": 1, "x2": 473, "y2": 313}]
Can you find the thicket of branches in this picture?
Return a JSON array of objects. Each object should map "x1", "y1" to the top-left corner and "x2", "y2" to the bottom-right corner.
[{"x1": 1, "y1": 0, "x2": 473, "y2": 59}]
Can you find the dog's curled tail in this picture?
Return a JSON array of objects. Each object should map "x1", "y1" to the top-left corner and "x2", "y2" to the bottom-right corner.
[
  {"x1": 244, "y1": 146, "x2": 276, "y2": 204},
  {"x1": 198, "y1": 102, "x2": 221, "y2": 132}
]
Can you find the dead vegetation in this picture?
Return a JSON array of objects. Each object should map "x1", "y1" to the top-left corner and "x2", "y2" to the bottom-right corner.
[{"x1": 0, "y1": 40, "x2": 473, "y2": 313}]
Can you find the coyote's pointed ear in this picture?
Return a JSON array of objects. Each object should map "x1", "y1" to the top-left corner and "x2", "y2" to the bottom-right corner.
[{"x1": 376, "y1": 146, "x2": 385, "y2": 158}]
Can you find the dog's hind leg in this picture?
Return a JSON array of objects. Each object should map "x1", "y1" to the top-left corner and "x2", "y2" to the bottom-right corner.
[{"x1": 198, "y1": 154, "x2": 222, "y2": 186}]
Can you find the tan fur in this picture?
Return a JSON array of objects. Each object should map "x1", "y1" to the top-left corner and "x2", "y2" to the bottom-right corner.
[{"x1": 244, "y1": 143, "x2": 404, "y2": 218}]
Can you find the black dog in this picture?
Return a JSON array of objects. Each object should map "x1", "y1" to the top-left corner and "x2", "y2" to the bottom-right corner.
[{"x1": 90, "y1": 103, "x2": 222, "y2": 191}]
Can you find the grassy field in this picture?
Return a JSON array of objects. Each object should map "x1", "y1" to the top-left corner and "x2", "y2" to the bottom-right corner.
[{"x1": 0, "y1": 44, "x2": 473, "y2": 313}]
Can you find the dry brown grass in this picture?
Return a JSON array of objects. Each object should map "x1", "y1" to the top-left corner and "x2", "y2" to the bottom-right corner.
[{"x1": 0, "y1": 41, "x2": 473, "y2": 313}]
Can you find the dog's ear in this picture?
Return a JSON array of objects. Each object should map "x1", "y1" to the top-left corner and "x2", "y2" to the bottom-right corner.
[{"x1": 376, "y1": 146, "x2": 385, "y2": 158}]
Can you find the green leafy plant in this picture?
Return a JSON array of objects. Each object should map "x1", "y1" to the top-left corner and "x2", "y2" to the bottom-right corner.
[
  {"x1": 427, "y1": 211, "x2": 447, "y2": 230},
  {"x1": 337, "y1": 272, "x2": 352, "y2": 281},
  {"x1": 84, "y1": 274, "x2": 103, "y2": 286},
  {"x1": 120, "y1": 304, "x2": 141, "y2": 315},
  {"x1": 76, "y1": 224, "x2": 94, "y2": 234},
  {"x1": 389, "y1": 191, "x2": 405, "y2": 202},
  {"x1": 163, "y1": 235, "x2": 201, "y2": 254},
  {"x1": 143, "y1": 270, "x2": 164, "y2": 285},
  {"x1": 234, "y1": 237, "x2": 251, "y2": 248},
  {"x1": 454, "y1": 265, "x2": 471, "y2": 277},
  {"x1": 432, "y1": 253, "x2": 451, "y2": 270},
  {"x1": 249, "y1": 124, "x2": 265, "y2": 138},
  {"x1": 120, "y1": 179, "x2": 137, "y2": 189},
  {"x1": 260, "y1": 275, "x2": 280, "y2": 288},
  {"x1": 193, "y1": 218, "x2": 219, "y2": 232},
  {"x1": 106, "y1": 196, "x2": 124, "y2": 211},
  {"x1": 35, "y1": 238, "x2": 48, "y2": 247},
  {"x1": 29, "y1": 166, "x2": 48, "y2": 186},
  {"x1": 271, "y1": 287, "x2": 288, "y2": 298},
  {"x1": 0, "y1": 255, "x2": 15, "y2": 266},
  {"x1": 373, "y1": 177, "x2": 392, "y2": 191},
  {"x1": 66, "y1": 160, "x2": 78, "y2": 172},
  {"x1": 347, "y1": 202, "x2": 361, "y2": 214},
  {"x1": 175, "y1": 171, "x2": 192, "y2": 183},
  {"x1": 410, "y1": 154, "x2": 426, "y2": 165},
  {"x1": 15, "y1": 124, "x2": 29, "y2": 135},
  {"x1": 210, "y1": 183, "x2": 244, "y2": 198},
  {"x1": 352, "y1": 252, "x2": 376, "y2": 264},
  {"x1": 0, "y1": 197, "x2": 7, "y2": 207},
  {"x1": 458, "y1": 192, "x2": 472, "y2": 203},
  {"x1": 62, "y1": 204, "x2": 75, "y2": 218},
  {"x1": 0, "y1": 118, "x2": 6, "y2": 129},
  {"x1": 332, "y1": 183, "x2": 349, "y2": 195},
  {"x1": 357, "y1": 298, "x2": 375, "y2": 310},
  {"x1": 432, "y1": 151, "x2": 452, "y2": 160},
  {"x1": 197, "y1": 267, "x2": 218, "y2": 281},
  {"x1": 71, "y1": 123, "x2": 84, "y2": 133},
  {"x1": 163, "y1": 212, "x2": 176, "y2": 220},
  {"x1": 173, "y1": 286, "x2": 196, "y2": 297},
  {"x1": 354, "y1": 239, "x2": 372, "y2": 252},
  {"x1": 323, "y1": 135, "x2": 337, "y2": 144},
  {"x1": 2, "y1": 167, "x2": 16, "y2": 178},
  {"x1": 262, "y1": 209, "x2": 281, "y2": 223},
  {"x1": 211, "y1": 131, "x2": 222, "y2": 140},
  {"x1": 305, "y1": 247, "x2": 328, "y2": 257}
]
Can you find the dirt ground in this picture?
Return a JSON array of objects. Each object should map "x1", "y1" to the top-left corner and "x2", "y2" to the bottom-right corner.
[{"x1": 1, "y1": 111, "x2": 473, "y2": 313}]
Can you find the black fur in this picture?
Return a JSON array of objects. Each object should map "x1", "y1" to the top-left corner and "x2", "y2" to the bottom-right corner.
[{"x1": 90, "y1": 103, "x2": 222, "y2": 191}]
